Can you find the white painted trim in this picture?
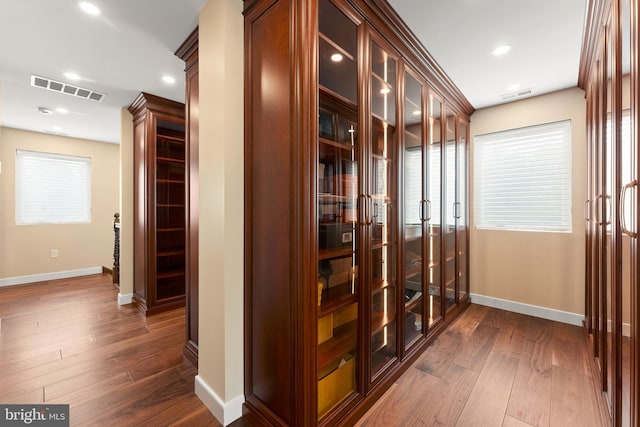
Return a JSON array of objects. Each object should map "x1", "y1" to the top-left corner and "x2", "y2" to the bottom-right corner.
[
  {"x1": 470, "y1": 293, "x2": 584, "y2": 326},
  {"x1": 194, "y1": 375, "x2": 244, "y2": 426},
  {"x1": 0, "y1": 267, "x2": 102, "y2": 288},
  {"x1": 118, "y1": 293, "x2": 133, "y2": 305},
  {"x1": 606, "y1": 319, "x2": 631, "y2": 337}
]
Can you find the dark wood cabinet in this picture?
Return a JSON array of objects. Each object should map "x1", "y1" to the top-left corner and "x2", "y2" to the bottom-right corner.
[
  {"x1": 129, "y1": 92, "x2": 186, "y2": 316},
  {"x1": 580, "y1": 0, "x2": 640, "y2": 425},
  {"x1": 176, "y1": 27, "x2": 199, "y2": 367},
  {"x1": 244, "y1": 0, "x2": 472, "y2": 425}
]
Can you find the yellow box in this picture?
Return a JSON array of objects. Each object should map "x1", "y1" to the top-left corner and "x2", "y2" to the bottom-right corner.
[
  {"x1": 318, "y1": 356, "x2": 355, "y2": 417},
  {"x1": 333, "y1": 303, "x2": 357, "y2": 328},
  {"x1": 318, "y1": 314, "x2": 334, "y2": 344}
]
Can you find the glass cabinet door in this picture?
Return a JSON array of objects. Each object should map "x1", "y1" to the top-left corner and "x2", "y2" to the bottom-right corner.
[
  {"x1": 316, "y1": 0, "x2": 359, "y2": 418},
  {"x1": 427, "y1": 94, "x2": 443, "y2": 327},
  {"x1": 369, "y1": 39, "x2": 398, "y2": 380},
  {"x1": 402, "y1": 70, "x2": 424, "y2": 349},
  {"x1": 444, "y1": 108, "x2": 457, "y2": 311},
  {"x1": 457, "y1": 120, "x2": 468, "y2": 302}
]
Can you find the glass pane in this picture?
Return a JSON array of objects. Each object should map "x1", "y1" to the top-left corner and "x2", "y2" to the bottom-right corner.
[
  {"x1": 318, "y1": 0, "x2": 357, "y2": 104},
  {"x1": 457, "y1": 121, "x2": 468, "y2": 301},
  {"x1": 604, "y1": 22, "x2": 613, "y2": 409},
  {"x1": 317, "y1": 0, "x2": 359, "y2": 418},
  {"x1": 428, "y1": 95, "x2": 442, "y2": 326},
  {"x1": 370, "y1": 40, "x2": 397, "y2": 379},
  {"x1": 621, "y1": 0, "x2": 632, "y2": 423},
  {"x1": 444, "y1": 109, "x2": 456, "y2": 310},
  {"x1": 403, "y1": 72, "x2": 423, "y2": 348}
]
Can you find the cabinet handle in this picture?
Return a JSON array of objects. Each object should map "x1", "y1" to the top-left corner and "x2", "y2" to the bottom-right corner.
[
  {"x1": 453, "y1": 202, "x2": 461, "y2": 219},
  {"x1": 605, "y1": 195, "x2": 612, "y2": 225},
  {"x1": 620, "y1": 180, "x2": 637, "y2": 237},
  {"x1": 421, "y1": 200, "x2": 431, "y2": 222},
  {"x1": 358, "y1": 194, "x2": 367, "y2": 225},
  {"x1": 584, "y1": 200, "x2": 590, "y2": 221},
  {"x1": 418, "y1": 201, "x2": 425, "y2": 222},
  {"x1": 595, "y1": 194, "x2": 603, "y2": 225},
  {"x1": 367, "y1": 194, "x2": 378, "y2": 225}
]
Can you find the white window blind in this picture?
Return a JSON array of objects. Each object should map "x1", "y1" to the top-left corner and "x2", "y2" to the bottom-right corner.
[
  {"x1": 16, "y1": 150, "x2": 92, "y2": 224},
  {"x1": 404, "y1": 148, "x2": 421, "y2": 224},
  {"x1": 474, "y1": 120, "x2": 572, "y2": 232}
]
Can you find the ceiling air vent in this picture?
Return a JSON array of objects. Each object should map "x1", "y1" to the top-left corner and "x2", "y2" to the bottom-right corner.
[
  {"x1": 30, "y1": 74, "x2": 106, "y2": 103},
  {"x1": 500, "y1": 87, "x2": 534, "y2": 101}
]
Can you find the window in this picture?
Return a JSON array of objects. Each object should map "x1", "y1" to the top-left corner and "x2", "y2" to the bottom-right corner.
[
  {"x1": 474, "y1": 120, "x2": 571, "y2": 232},
  {"x1": 16, "y1": 150, "x2": 92, "y2": 224}
]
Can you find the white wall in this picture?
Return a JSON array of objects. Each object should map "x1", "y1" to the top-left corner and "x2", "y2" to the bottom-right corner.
[
  {"x1": 470, "y1": 87, "x2": 587, "y2": 318},
  {"x1": 195, "y1": 0, "x2": 245, "y2": 425},
  {"x1": 0, "y1": 127, "x2": 119, "y2": 282},
  {"x1": 118, "y1": 108, "x2": 134, "y2": 302}
]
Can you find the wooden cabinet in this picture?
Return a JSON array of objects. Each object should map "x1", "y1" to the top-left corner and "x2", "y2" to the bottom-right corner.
[
  {"x1": 129, "y1": 92, "x2": 186, "y2": 316},
  {"x1": 176, "y1": 27, "x2": 199, "y2": 366},
  {"x1": 244, "y1": 0, "x2": 472, "y2": 425}
]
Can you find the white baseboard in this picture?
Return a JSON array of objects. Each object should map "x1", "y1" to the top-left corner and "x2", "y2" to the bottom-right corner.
[
  {"x1": 118, "y1": 293, "x2": 133, "y2": 305},
  {"x1": 194, "y1": 375, "x2": 244, "y2": 426},
  {"x1": 0, "y1": 267, "x2": 103, "y2": 288},
  {"x1": 606, "y1": 319, "x2": 631, "y2": 337},
  {"x1": 470, "y1": 293, "x2": 584, "y2": 327}
]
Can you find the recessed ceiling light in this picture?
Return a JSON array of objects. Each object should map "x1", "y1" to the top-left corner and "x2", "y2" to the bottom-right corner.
[
  {"x1": 64, "y1": 72, "x2": 81, "y2": 81},
  {"x1": 508, "y1": 84, "x2": 520, "y2": 91},
  {"x1": 380, "y1": 87, "x2": 391, "y2": 95},
  {"x1": 162, "y1": 75, "x2": 176, "y2": 85},
  {"x1": 79, "y1": 2, "x2": 101, "y2": 16},
  {"x1": 55, "y1": 107, "x2": 69, "y2": 114},
  {"x1": 492, "y1": 45, "x2": 512, "y2": 56},
  {"x1": 330, "y1": 53, "x2": 343, "y2": 62}
]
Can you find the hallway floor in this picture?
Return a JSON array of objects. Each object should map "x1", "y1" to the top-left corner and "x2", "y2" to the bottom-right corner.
[
  {"x1": 356, "y1": 304, "x2": 611, "y2": 427},
  {"x1": 0, "y1": 274, "x2": 611, "y2": 426}
]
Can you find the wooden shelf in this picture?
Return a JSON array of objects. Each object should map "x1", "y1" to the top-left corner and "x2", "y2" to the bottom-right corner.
[
  {"x1": 319, "y1": 137, "x2": 356, "y2": 151},
  {"x1": 157, "y1": 269, "x2": 185, "y2": 280},
  {"x1": 405, "y1": 264, "x2": 421, "y2": 280},
  {"x1": 157, "y1": 249, "x2": 185, "y2": 257},
  {"x1": 319, "y1": 284, "x2": 357, "y2": 318},
  {"x1": 371, "y1": 279, "x2": 395, "y2": 294},
  {"x1": 157, "y1": 156, "x2": 185, "y2": 164},
  {"x1": 371, "y1": 311, "x2": 396, "y2": 335},
  {"x1": 157, "y1": 134, "x2": 184, "y2": 142},
  {"x1": 157, "y1": 179, "x2": 185, "y2": 184},
  {"x1": 317, "y1": 320, "x2": 357, "y2": 372},
  {"x1": 319, "y1": 85, "x2": 357, "y2": 111},
  {"x1": 404, "y1": 293, "x2": 423, "y2": 312},
  {"x1": 319, "y1": 247, "x2": 354, "y2": 260},
  {"x1": 157, "y1": 204, "x2": 185, "y2": 208},
  {"x1": 157, "y1": 227, "x2": 186, "y2": 233}
]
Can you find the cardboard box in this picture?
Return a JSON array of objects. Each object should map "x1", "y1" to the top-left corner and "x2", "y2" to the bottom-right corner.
[
  {"x1": 318, "y1": 356, "x2": 355, "y2": 417},
  {"x1": 328, "y1": 257, "x2": 355, "y2": 288},
  {"x1": 333, "y1": 303, "x2": 357, "y2": 328},
  {"x1": 318, "y1": 314, "x2": 333, "y2": 344}
]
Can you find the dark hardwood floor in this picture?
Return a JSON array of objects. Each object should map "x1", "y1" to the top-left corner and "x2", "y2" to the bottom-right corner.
[
  {"x1": 1, "y1": 274, "x2": 612, "y2": 426},
  {"x1": 0, "y1": 273, "x2": 219, "y2": 426},
  {"x1": 356, "y1": 304, "x2": 612, "y2": 427}
]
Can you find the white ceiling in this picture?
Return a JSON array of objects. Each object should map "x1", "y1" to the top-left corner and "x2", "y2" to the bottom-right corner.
[
  {"x1": 388, "y1": 0, "x2": 587, "y2": 109},
  {"x1": 0, "y1": 0, "x2": 587, "y2": 144},
  {"x1": 0, "y1": 0, "x2": 206, "y2": 144}
]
